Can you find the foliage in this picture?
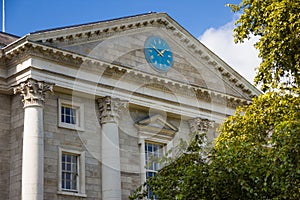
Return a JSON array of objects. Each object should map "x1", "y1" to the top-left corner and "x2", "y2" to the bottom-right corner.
[
  {"x1": 130, "y1": 92, "x2": 300, "y2": 199},
  {"x1": 211, "y1": 92, "x2": 300, "y2": 199},
  {"x1": 228, "y1": 0, "x2": 300, "y2": 92},
  {"x1": 129, "y1": 132, "x2": 212, "y2": 200}
]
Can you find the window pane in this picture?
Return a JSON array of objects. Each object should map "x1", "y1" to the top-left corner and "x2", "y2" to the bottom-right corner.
[
  {"x1": 66, "y1": 107, "x2": 70, "y2": 115},
  {"x1": 145, "y1": 143, "x2": 163, "y2": 199},
  {"x1": 71, "y1": 115, "x2": 75, "y2": 124},
  {"x1": 61, "y1": 153, "x2": 79, "y2": 191},
  {"x1": 66, "y1": 181, "x2": 70, "y2": 189},
  {"x1": 61, "y1": 105, "x2": 77, "y2": 125},
  {"x1": 66, "y1": 173, "x2": 71, "y2": 180},
  {"x1": 66, "y1": 116, "x2": 70, "y2": 123}
]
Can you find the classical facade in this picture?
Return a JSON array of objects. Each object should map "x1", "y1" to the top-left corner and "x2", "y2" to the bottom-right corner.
[{"x1": 0, "y1": 13, "x2": 260, "y2": 200}]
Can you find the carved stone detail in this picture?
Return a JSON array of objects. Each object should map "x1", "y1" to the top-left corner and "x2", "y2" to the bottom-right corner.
[
  {"x1": 98, "y1": 96, "x2": 127, "y2": 124},
  {"x1": 189, "y1": 117, "x2": 214, "y2": 133},
  {"x1": 13, "y1": 78, "x2": 54, "y2": 108}
]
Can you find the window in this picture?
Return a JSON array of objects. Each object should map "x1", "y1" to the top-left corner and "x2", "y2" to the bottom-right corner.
[
  {"x1": 58, "y1": 148, "x2": 86, "y2": 197},
  {"x1": 145, "y1": 142, "x2": 163, "y2": 200},
  {"x1": 58, "y1": 99, "x2": 84, "y2": 131},
  {"x1": 61, "y1": 106, "x2": 76, "y2": 125},
  {"x1": 61, "y1": 153, "x2": 78, "y2": 191}
]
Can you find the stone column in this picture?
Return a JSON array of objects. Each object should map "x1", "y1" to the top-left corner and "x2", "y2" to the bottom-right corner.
[
  {"x1": 14, "y1": 78, "x2": 54, "y2": 200},
  {"x1": 97, "y1": 96, "x2": 127, "y2": 200},
  {"x1": 138, "y1": 137, "x2": 146, "y2": 184}
]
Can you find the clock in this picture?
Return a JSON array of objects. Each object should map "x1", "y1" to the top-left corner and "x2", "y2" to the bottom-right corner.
[{"x1": 144, "y1": 36, "x2": 173, "y2": 72}]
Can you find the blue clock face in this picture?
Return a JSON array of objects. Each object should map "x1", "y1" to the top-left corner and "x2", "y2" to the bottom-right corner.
[{"x1": 144, "y1": 36, "x2": 173, "y2": 72}]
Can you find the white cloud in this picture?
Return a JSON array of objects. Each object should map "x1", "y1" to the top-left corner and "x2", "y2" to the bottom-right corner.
[{"x1": 199, "y1": 21, "x2": 261, "y2": 84}]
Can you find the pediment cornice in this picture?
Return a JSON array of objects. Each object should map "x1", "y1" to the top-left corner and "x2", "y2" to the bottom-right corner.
[
  {"x1": 1, "y1": 13, "x2": 261, "y2": 105},
  {"x1": 135, "y1": 114, "x2": 178, "y2": 140},
  {"x1": 1, "y1": 40, "x2": 254, "y2": 108},
  {"x1": 22, "y1": 13, "x2": 260, "y2": 99}
]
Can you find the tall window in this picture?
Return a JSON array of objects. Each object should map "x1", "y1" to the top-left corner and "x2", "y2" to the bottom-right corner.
[
  {"x1": 61, "y1": 153, "x2": 78, "y2": 191},
  {"x1": 58, "y1": 148, "x2": 86, "y2": 197},
  {"x1": 145, "y1": 142, "x2": 163, "y2": 199}
]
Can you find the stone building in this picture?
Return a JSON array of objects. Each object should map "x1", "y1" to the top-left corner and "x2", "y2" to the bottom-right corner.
[{"x1": 0, "y1": 13, "x2": 260, "y2": 200}]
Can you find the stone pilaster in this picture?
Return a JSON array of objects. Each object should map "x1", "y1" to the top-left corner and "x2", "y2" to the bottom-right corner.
[
  {"x1": 14, "y1": 78, "x2": 54, "y2": 200},
  {"x1": 97, "y1": 96, "x2": 127, "y2": 200}
]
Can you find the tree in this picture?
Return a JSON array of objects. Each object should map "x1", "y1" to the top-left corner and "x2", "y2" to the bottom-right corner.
[
  {"x1": 229, "y1": 0, "x2": 300, "y2": 92},
  {"x1": 211, "y1": 92, "x2": 300, "y2": 199},
  {"x1": 130, "y1": 92, "x2": 299, "y2": 199}
]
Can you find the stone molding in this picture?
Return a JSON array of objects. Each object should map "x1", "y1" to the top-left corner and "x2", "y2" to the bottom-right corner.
[
  {"x1": 189, "y1": 117, "x2": 214, "y2": 133},
  {"x1": 3, "y1": 42, "x2": 250, "y2": 109},
  {"x1": 97, "y1": 96, "x2": 127, "y2": 124},
  {"x1": 2, "y1": 14, "x2": 260, "y2": 100},
  {"x1": 3, "y1": 41, "x2": 255, "y2": 106},
  {"x1": 135, "y1": 114, "x2": 178, "y2": 142},
  {"x1": 13, "y1": 78, "x2": 54, "y2": 108}
]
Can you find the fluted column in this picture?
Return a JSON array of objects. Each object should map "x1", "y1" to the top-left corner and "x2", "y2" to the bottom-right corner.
[
  {"x1": 98, "y1": 96, "x2": 127, "y2": 200},
  {"x1": 14, "y1": 78, "x2": 54, "y2": 200}
]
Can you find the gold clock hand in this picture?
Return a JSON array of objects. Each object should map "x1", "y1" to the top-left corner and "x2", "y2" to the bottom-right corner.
[
  {"x1": 152, "y1": 45, "x2": 163, "y2": 56},
  {"x1": 160, "y1": 49, "x2": 167, "y2": 55}
]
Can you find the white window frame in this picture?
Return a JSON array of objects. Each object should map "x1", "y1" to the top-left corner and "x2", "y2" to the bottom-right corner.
[
  {"x1": 58, "y1": 99, "x2": 84, "y2": 131},
  {"x1": 139, "y1": 138, "x2": 167, "y2": 200},
  {"x1": 57, "y1": 147, "x2": 86, "y2": 197}
]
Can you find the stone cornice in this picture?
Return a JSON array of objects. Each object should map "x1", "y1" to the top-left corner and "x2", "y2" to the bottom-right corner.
[
  {"x1": 2, "y1": 40, "x2": 253, "y2": 108},
  {"x1": 13, "y1": 78, "x2": 54, "y2": 108},
  {"x1": 22, "y1": 13, "x2": 260, "y2": 98},
  {"x1": 2, "y1": 14, "x2": 261, "y2": 100},
  {"x1": 0, "y1": 13, "x2": 259, "y2": 107}
]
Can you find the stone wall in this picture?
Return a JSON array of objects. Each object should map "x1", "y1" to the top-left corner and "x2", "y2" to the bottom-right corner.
[
  {"x1": 0, "y1": 94, "x2": 11, "y2": 199},
  {"x1": 43, "y1": 93, "x2": 102, "y2": 200},
  {"x1": 9, "y1": 95, "x2": 24, "y2": 200}
]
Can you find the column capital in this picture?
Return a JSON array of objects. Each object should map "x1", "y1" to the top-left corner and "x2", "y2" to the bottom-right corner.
[
  {"x1": 188, "y1": 117, "x2": 214, "y2": 133},
  {"x1": 13, "y1": 78, "x2": 54, "y2": 108},
  {"x1": 97, "y1": 96, "x2": 127, "y2": 124}
]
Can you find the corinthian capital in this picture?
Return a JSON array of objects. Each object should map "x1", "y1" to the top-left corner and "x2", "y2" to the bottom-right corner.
[
  {"x1": 189, "y1": 117, "x2": 214, "y2": 133},
  {"x1": 13, "y1": 78, "x2": 54, "y2": 108},
  {"x1": 98, "y1": 96, "x2": 127, "y2": 124}
]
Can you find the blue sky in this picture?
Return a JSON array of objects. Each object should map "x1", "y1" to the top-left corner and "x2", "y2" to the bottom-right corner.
[
  {"x1": 4, "y1": 0, "x2": 260, "y2": 83},
  {"x1": 6, "y1": 0, "x2": 241, "y2": 37}
]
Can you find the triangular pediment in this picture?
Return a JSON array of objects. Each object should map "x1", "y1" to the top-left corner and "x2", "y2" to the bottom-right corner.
[
  {"x1": 136, "y1": 114, "x2": 178, "y2": 133},
  {"x1": 8, "y1": 12, "x2": 261, "y2": 103}
]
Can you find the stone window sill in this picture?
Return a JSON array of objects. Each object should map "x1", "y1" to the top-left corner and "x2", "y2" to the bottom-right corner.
[{"x1": 57, "y1": 191, "x2": 87, "y2": 198}]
